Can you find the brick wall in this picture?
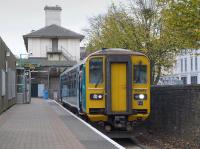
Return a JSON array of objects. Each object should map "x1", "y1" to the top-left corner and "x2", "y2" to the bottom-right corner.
[{"x1": 148, "y1": 85, "x2": 200, "y2": 145}]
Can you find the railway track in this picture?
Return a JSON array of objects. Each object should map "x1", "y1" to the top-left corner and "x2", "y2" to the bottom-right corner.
[
  {"x1": 62, "y1": 103, "x2": 149, "y2": 149},
  {"x1": 114, "y1": 137, "x2": 148, "y2": 149}
]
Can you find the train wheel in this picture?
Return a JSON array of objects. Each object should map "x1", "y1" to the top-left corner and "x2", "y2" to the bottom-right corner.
[{"x1": 105, "y1": 125, "x2": 112, "y2": 132}]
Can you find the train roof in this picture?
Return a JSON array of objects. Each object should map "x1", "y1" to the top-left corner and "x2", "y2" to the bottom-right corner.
[
  {"x1": 88, "y1": 48, "x2": 144, "y2": 57},
  {"x1": 60, "y1": 48, "x2": 146, "y2": 76}
]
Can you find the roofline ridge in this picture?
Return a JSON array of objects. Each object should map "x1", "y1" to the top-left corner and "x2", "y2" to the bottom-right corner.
[{"x1": 44, "y1": 5, "x2": 62, "y2": 11}]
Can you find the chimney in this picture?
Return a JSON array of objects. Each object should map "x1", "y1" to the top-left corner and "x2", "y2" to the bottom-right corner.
[{"x1": 44, "y1": 5, "x2": 62, "y2": 26}]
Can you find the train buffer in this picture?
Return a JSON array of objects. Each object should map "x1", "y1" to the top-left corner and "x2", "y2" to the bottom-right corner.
[{"x1": 0, "y1": 98, "x2": 124, "y2": 149}]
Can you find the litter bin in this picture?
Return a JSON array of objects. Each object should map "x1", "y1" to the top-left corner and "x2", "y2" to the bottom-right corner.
[{"x1": 43, "y1": 89, "x2": 48, "y2": 100}]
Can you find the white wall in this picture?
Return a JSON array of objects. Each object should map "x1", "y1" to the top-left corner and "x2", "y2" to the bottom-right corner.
[
  {"x1": 47, "y1": 54, "x2": 66, "y2": 61},
  {"x1": 28, "y1": 38, "x2": 51, "y2": 57},
  {"x1": 58, "y1": 39, "x2": 80, "y2": 61},
  {"x1": 28, "y1": 38, "x2": 80, "y2": 61}
]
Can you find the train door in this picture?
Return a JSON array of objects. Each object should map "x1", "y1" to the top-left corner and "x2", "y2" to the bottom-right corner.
[
  {"x1": 111, "y1": 63, "x2": 127, "y2": 112},
  {"x1": 106, "y1": 55, "x2": 132, "y2": 115}
]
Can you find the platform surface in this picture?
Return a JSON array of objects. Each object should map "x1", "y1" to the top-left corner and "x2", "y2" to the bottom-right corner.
[{"x1": 0, "y1": 98, "x2": 122, "y2": 149}]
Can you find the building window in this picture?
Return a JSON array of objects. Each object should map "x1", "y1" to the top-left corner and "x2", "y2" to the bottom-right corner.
[
  {"x1": 191, "y1": 57, "x2": 193, "y2": 71},
  {"x1": 191, "y1": 76, "x2": 197, "y2": 84},
  {"x1": 52, "y1": 38, "x2": 58, "y2": 51},
  {"x1": 181, "y1": 77, "x2": 187, "y2": 84},
  {"x1": 195, "y1": 56, "x2": 198, "y2": 71},
  {"x1": 185, "y1": 58, "x2": 187, "y2": 72},
  {"x1": 1, "y1": 70, "x2": 6, "y2": 96},
  {"x1": 181, "y1": 59, "x2": 183, "y2": 72}
]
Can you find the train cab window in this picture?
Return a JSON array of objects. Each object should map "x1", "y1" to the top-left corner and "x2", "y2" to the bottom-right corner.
[
  {"x1": 89, "y1": 58, "x2": 103, "y2": 85},
  {"x1": 133, "y1": 65, "x2": 147, "y2": 84}
]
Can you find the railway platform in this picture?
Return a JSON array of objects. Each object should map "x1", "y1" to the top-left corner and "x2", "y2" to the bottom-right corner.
[{"x1": 0, "y1": 98, "x2": 124, "y2": 149}]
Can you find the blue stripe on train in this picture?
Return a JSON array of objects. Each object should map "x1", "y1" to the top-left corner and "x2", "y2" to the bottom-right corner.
[{"x1": 82, "y1": 66, "x2": 86, "y2": 112}]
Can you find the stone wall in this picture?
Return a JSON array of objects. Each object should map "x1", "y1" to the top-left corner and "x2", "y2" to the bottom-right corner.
[
  {"x1": 148, "y1": 85, "x2": 200, "y2": 145},
  {"x1": 0, "y1": 37, "x2": 16, "y2": 114}
]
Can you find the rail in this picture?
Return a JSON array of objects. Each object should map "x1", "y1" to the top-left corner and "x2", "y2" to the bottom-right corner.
[
  {"x1": 60, "y1": 46, "x2": 77, "y2": 62},
  {"x1": 46, "y1": 46, "x2": 77, "y2": 63}
]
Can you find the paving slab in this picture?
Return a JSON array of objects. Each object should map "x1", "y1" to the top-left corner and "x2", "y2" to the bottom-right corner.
[{"x1": 0, "y1": 98, "x2": 123, "y2": 149}]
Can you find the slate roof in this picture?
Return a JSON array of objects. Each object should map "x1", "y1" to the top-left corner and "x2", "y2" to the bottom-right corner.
[
  {"x1": 23, "y1": 24, "x2": 84, "y2": 51},
  {"x1": 44, "y1": 6, "x2": 62, "y2": 11}
]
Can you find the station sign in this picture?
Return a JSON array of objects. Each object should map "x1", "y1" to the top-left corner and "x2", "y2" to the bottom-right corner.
[{"x1": 23, "y1": 63, "x2": 39, "y2": 69}]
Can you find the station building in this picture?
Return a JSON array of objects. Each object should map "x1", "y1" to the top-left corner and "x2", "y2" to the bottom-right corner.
[
  {"x1": 0, "y1": 37, "x2": 16, "y2": 113},
  {"x1": 23, "y1": 5, "x2": 84, "y2": 99}
]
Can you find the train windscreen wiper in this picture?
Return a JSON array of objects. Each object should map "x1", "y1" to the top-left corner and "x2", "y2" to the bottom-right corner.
[{"x1": 95, "y1": 77, "x2": 102, "y2": 88}]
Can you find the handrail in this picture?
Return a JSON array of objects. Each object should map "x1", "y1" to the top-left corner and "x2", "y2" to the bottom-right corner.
[
  {"x1": 46, "y1": 46, "x2": 77, "y2": 63},
  {"x1": 60, "y1": 46, "x2": 76, "y2": 61}
]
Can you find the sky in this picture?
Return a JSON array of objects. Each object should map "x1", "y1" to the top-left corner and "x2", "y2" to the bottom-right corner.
[{"x1": 0, "y1": 0, "x2": 126, "y2": 56}]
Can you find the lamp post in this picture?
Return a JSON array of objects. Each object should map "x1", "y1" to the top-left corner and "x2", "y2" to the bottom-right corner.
[{"x1": 18, "y1": 53, "x2": 32, "y2": 103}]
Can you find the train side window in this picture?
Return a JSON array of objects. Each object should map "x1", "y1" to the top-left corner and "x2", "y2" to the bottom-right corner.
[
  {"x1": 89, "y1": 58, "x2": 103, "y2": 85},
  {"x1": 133, "y1": 65, "x2": 147, "y2": 84}
]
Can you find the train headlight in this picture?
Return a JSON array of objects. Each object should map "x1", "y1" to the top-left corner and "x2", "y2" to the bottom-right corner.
[
  {"x1": 139, "y1": 94, "x2": 145, "y2": 99},
  {"x1": 134, "y1": 94, "x2": 147, "y2": 100},
  {"x1": 90, "y1": 94, "x2": 104, "y2": 100}
]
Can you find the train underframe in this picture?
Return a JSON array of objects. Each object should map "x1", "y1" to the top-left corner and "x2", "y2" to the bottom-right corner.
[
  {"x1": 91, "y1": 115, "x2": 144, "y2": 131},
  {"x1": 89, "y1": 115, "x2": 145, "y2": 138},
  {"x1": 62, "y1": 101, "x2": 147, "y2": 139}
]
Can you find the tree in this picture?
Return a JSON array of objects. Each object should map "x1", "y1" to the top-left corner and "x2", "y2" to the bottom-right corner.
[
  {"x1": 129, "y1": 0, "x2": 180, "y2": 84},
  {"x1": 84, "y1": 1, "x2": 182, "y2": 84},
  {"x1": 84, "y1": 5, "x2": 139, "y2": 51},
  {"x1": 159, "y1": 0, "x2": 200, "y2": 49}
]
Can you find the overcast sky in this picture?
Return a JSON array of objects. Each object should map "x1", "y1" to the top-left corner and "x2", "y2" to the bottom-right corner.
[{"x1": 0, "y1": 0, "x2": 127, "y2": 56}]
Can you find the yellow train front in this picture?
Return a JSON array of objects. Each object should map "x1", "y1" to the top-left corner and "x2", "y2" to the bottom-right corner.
[{"x1": 60, "y1": 48, "x2": 150, "y2": 131}]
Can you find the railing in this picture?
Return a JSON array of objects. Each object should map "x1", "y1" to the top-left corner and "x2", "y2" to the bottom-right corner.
[
  {"x1": 60, "y1": 46, "x2": 77, "y2": 62},
  {"x1": 46, "y1": 48, "x2": 62, "y2": 53},
  {"x1": 46, "y1": 46, "x2": 77, "y2": 62}
]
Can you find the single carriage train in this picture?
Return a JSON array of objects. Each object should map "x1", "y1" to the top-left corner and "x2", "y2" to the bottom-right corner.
[{"x1": 60, "y1": 48, "x2": 150, "y2": 131}]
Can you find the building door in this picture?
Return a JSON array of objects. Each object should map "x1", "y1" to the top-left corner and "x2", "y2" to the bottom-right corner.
[
  {"x1": 38, "y1": 84, "x2": 44, "y2": 97},
  {"x1": 31, "y1": 84, "x2": 38, "y2": 97},
  {"x1": 181, "y1": 77, "x2": 187, "y2": 84},
  {"x1": 52, "y1": 38, "x2": 58, "y2": 51},
  {"x1": 111, "y1": 63, "x2": 127, "y2": 112}
]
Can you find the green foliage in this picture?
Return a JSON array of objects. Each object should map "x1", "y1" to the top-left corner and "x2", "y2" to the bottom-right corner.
[
  {"x1": 162, "y1": 0, "x2": 200, "y2": 49},
  {"x1": 85, "y1": 5, "x2": 139, "y2": 51},
  {"x1": 84, "y1": 0, "x2": 198, "y2": 84}
]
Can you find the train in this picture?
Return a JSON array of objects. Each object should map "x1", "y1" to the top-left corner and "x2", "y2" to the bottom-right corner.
[{"x1": 60, "y1": 48, "x2": 150, "y2": 131}]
